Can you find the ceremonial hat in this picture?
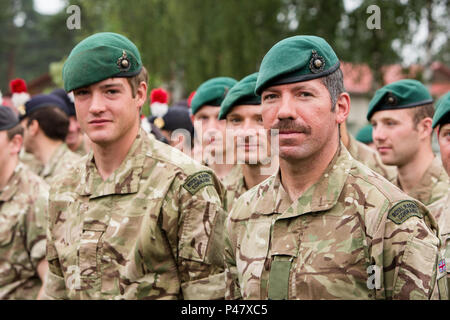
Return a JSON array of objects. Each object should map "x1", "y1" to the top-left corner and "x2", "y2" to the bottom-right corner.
[
  {"x1": 219, "y1": 72, "x2": 260, "y2": 120},
  {"x1": 367, "y1": 79, "x2": 433, "y2": 121},
  {"x1": 63, "y1": 32, "x2": 142, "y2": 92},
  {"x1": 255, "y1": 35, "x2": 340, "y2": 95},
  {"x1": 190, "y1": 77, "x2": 237, "y2": 115},
  {"x1": 432, "y1": 91, "x2": 450, "y2": 129}
]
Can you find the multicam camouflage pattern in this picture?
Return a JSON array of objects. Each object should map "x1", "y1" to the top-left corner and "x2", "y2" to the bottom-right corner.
[
  {"x1": 390, "y1": 156, "x2": 449, "y2": 206},
  {"x1": 224, "y1": 144, "x2": 448, "y2": 300},
  {"x1": 346, "y1": 134, "x2": 397, "y2": 181},
  {"x1": 40, "y1": 143, "x2": 81, "y2": 185},
  {"x1": 44, "y1": 129, "x2": 226, "y2": 300},
  {"x1": 428, "y1": 194, "x2": 450, "y2": 295},
  {"x1": 19, "y1": 149, "x2": 43, "y2": 176},
  {"x1": 222, "y1": 165, "x2": 247, "y2": 212},
  {"x1": 0, "y1": 162, "x2": 49, "y2": 299}
]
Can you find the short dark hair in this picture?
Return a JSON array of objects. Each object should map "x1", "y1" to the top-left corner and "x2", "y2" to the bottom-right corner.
[
  {"x1": 27, "y1": 106, "x2": 69, "y2": 141},
  {"x1": 127, "y1": 66, "x2": 148, "y2": 98},
  {"x1": 6, "y1": 123, "x2": 24, "y2": 140},
  {"x1": 320, "y1": 68, "x2": 345, "y2": 112},
  {"x1": 409, "y1": 103, "x2": 434, "y2": 128}
]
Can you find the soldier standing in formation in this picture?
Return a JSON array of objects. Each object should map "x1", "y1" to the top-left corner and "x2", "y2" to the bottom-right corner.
[
  {"x1": 19, "y1": 94, "x2": 81, "y2": 185},
  {"x1": 224, "y1": 35, "x2": 447, "y2": 300},
  {"x1": 369, "y1": 79, "x2": 449, "y2": 206},
  {"x1": 43, "y1": 32, "x2": 226, "y2": 300},
  {"x1": 428, "y1": 91, "x2": 450, "y2": 291},
  {"x1": 0, "y1": 106, "x2": 49, "y2": 299},
  {"x1": 218, "y1": 72, "x2": 278, "y2": 211},
  {"x1": 190, "y1": 77, "x2": 237, "y2": 180}
]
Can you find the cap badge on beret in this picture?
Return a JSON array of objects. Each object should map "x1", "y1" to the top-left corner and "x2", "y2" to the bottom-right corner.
[
  {"x1": 309, "y1": 50, "x2": 325, "y2": 74},
  {"x1": 385, "y1": 92, "x2": 398, "y2": 106},
  {"x1": 154, "y1": 117, "x2": 165, "y2": 129},
  {"x1": 117, "y1": 50, "x2": 130, "y2": 71},
  {"x1": 17, "y1": 104, "x2": 26, "y2": 116}
]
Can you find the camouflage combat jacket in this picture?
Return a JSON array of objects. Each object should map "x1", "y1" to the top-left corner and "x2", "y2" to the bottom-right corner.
[
  {"x1": 428, "y1": 194, "x2": 450, "y2": 295},
  {"x1": 19, "y1": 149, "x2": 43, "y2": 176},
  {"x1": 222, "y1": 165, "x2": 247, "y2": 212},
  {"x1": 346, "y1": 134, "x2": 397, "y2": 181},
  {"x1": 224, "y1": 144, "x2": 448, "y2": 300},
  {"x1": 44, "y1": 129, "x2": 226, "y2": 300},
  {"x1": 41, "y1": 143, "x2": 81, "y2": 185},
  {"x1": 0, "y1": 162, "x2": 49, "y2": 299},
  {"x1": 390, "y1": 156, "x2": 449, "y2": 206}
]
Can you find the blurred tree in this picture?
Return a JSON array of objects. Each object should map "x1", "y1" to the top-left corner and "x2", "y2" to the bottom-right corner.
[{"x1": 0, "y1": 0, "x2": 78, "y2": 93}]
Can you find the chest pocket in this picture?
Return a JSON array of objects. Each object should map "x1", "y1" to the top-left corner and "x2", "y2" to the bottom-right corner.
[
  {"x1": 79, "y1": 220, "x2": 106, "y2": 282},
  {"x1": 0, "y1": 209, "x2": 19, "y2": 247},
  {"x1": 237, "y1": 217, "x2": 272, "y2": 299}
]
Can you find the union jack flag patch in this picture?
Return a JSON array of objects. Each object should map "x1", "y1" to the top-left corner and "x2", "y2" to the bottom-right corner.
[{"x1": 438, "y1": 259, "x2": 446, "y2": 273}]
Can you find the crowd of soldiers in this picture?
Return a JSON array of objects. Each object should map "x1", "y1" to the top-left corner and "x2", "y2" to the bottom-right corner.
[{"x1": 0, "y1": 31, "x2": 449, "y2": 300}]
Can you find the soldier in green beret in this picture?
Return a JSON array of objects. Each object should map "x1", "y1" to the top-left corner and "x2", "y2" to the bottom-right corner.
[
  {"x1": 43, "y1": 32, "x2": 226, "y2": 300},
  {"x1": 0, "y1": 106, "x2": 49, "y2": 299},
  {"x1": 224, "y1": 35, "x2": 447, "y2": 300},
  {"x1": 190, "y1": 77, "x2": 237, "y2": 180},
  {"x1": 368, "y1": 79, "x2": 449, "y2": 206},
  {"x1": 340, "y1": 121, "x2": 397, "y2": 180},
  {"x1": 428, "y1": 91, "x2": 450, "y2": 293},
  {"x1": 218, "y1": 73, "x2": 278, "y2": 212}
]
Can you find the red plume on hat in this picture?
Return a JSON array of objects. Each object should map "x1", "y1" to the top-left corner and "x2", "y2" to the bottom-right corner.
[
  {"x1": 187, "y1": 91, "x2": 196, "y2": 108},
  {"x1": 150, "y1": 88, "x2": 169, "y2": 118},
  {"x1": 10, "y1": 78, "x2": 28, "y2": 93},
  {"x1": 9, "y1": 78, "x2": 30, "y2": 113}
]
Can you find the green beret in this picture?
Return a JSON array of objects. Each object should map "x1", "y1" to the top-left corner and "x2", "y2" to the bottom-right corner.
[
  {"x1": 63, "y1": 32, "x2": 142, "y2": 92},
  {"x1": 367, "y1": 79, "x2": 433, "y2": 121},
  {"x1": 255, "y1": 35, "x2": 340, "y2": 95},
  {"x1": 218, "y1": 73, "x2": 260, "y2": 120},
  {"x1": 355, "y1": 124, "x2": 373, "y2": 144},
  {"x1": 191, "y1": 77, "x2": 237, "y2": 115},
  {"x1": 432, "y1": 91, "x2": 450, "y2": 129}
]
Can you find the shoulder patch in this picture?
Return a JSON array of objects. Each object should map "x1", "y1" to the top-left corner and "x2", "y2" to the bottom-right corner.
[
  {"x1": 183, "y1": 171, "x2": 214, "y2": 195},
  {"x1": 387, "y1": 200, "x2": 423, "y2": 224}
]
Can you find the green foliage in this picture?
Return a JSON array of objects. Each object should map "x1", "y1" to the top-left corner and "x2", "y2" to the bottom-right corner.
[{"x1": 1, "y1": 0, "x2": 448, "y2": 98}]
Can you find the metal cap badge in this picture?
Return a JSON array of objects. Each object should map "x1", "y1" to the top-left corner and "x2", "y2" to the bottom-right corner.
[
  {"x1": 309, "y1": 50, "x2": 325, "y2": 74},
  {"x1": 117, "y1": 50, "x2": 131, "y2": 71}
]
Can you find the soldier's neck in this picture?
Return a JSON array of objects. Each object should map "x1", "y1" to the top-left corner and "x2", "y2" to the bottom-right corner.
[
  {"x1": 34, "y1": 136, "x2": 63, "y2": 166},
  {"x1": 0, "y1": 156, "x2": 18, "y2": 191},
  {"x1": 397, "y1": 146, "x2": 435, "y2": 194},
  {"x1": 242, "y1": 157, "x2": 279, "y2": 190},
  {"x1": 208, "y1": 162, "x2": 234, "y2": 180},
  {"x1": 279, "y1": 141, "x2": 338, "y2": 203},
  {"x1": 91, "y1": 126, "x2": 139, "y2": 181}
]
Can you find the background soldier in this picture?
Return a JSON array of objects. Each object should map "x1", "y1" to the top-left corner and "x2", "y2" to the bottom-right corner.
[
  {"x1": 218, "y1": 72, "x2": 278, "y2": 211},
  {"x1": 224, "y1": 35, "x2": 447, "y2": 300},
  {"x1": 51, "y1": 88, "x2": 86, "y2": 156},
  {"x1": 340, "y1": 121, "x2": 397, "y2": 180},
  {"x1": 19, "y1": 94, "x2": 81, "y2": 185},
  {"x1": 44, "y1": 32, "x2": 226, "y2": 300},
  {"x1": 428, "y1": 91, "x2": 450, "y2": 293},
  {"x1": 190, "y1": 77, "x2": 237, "y2": 180},
  {"x1": 368, "y1": 79, "x2": 449, "y2": 206},
  {"x1": 0, "y1": 106, "x2": 49, "y2": 299}
]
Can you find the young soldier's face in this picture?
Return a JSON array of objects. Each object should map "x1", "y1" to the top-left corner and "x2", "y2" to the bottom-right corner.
[
  {"x1": 192, "y1": 106, "x2": 228, "y2": 160},
  {"x1": 438, "y1": 122, "x2": 450, "y2": 175},
  {"x1": 371, "y1": 109, "x2": 420, "y2": 166},
  {"x1": 260, "y1": 79, "x2": 345, "y2": 161},
  {"x1": 66, "y1": 115, "x2": 82, "y2": 150},
  {"x1": 73, "y1": 78, "x2": 145, "y2": 147},
  {"x1": 226, "y1": 104, "x2": 268, "y2": 165}
]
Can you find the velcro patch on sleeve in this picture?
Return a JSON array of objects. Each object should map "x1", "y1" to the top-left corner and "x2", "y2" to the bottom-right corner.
[
  {"x1": 387, "y1": 200, "x2": 423, "y2": 225},
  {"x1": 183, "y1": 171, "x2": 214, "y2": 195}
]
